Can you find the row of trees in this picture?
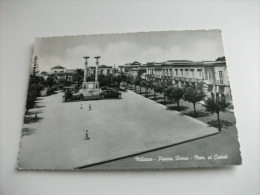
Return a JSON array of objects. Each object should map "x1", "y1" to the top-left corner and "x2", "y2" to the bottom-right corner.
[
  {"x1": 26, "y1": 56, "x2": 45, "y2": 113},
  {"x1": 126, "y1": 76, "x2": 231, "y2": 132},
  {"x1": 26, "y1": 56, "x2": 61, "y2": 113}
]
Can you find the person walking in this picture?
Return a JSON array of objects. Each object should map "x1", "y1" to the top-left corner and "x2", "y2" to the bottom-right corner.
[
  {"x1": 89, "y1": 104, "x2": 92, "y2": 110},
  {"x1": 85, "y1": 130, "x2": 90, "y2": 140},
  {"x1": 80, "y1": 104, "x2": 83, "y2": 109}
]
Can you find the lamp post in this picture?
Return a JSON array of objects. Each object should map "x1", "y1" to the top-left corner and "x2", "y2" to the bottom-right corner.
[{"x1": 83, "y1": 56, "x2": 89, "y2": 82}]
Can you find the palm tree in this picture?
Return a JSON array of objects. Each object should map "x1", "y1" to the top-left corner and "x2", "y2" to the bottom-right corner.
[
  {"x1": 203, "y1": 92, "x2": 231, "y2": 131},
  {"x1": 184, "y1": 86, "x2": 206, "y2": 117}
]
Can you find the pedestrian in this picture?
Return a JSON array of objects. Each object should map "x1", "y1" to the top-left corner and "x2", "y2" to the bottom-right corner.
[
  {"x1": 85, "y1": 130, "x2": 90, "y2": 140},
  {"x1": 35, "y1": 113, "x2": 38, "y2": 119},
  {"x1": 89, "y1": 104, "x2": 92, "y2": 110},
  {"x1": 80, "y1": 104, "x2": 83, "y2": 109}
]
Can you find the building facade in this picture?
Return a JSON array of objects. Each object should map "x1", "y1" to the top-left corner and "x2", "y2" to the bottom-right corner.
[
  {"x1": 50, "y1": 65, "x2": 66, "y2": 73},
  {"x1": 88, "y1": 65, "x2": 113, "y2": 76},
  {"x1": 126, "y1": 57, "x2": 231, "y2": 97},
  {"x1": 49, "y1": 66, "x2": 77, "y2": 83}
]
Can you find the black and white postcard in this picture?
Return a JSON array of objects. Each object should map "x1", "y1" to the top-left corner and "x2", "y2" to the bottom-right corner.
[{"x1": 18, "y1": 30, "x2": 241, "y2": 170}]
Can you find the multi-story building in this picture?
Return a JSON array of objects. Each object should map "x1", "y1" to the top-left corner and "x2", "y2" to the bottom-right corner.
[
  {"x1": 124, "y1": 61, "x2": 141, "y2": 73},
  {"x1": 88, "y1": 65, "x2": 113, "y2": 76},
  {"x1": 50, "y1": 65, "x2": 66, "y2": 73},
  {"x1": 118, "y1": 65, "x2": 125, "y2": 73},
  {"x1": 135, "y1": 57, "x2": 230, "y2": 97},
  {"x1": 49, "y1": 66, "x2": 77, "y2": 83}
]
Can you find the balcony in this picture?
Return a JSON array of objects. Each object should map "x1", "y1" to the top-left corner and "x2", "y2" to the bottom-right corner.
[
  {"x1": 216, "y1": 79, "x2": 224, "y2": 85},
  {"x1": 205, "y1": 79, "x2": 214, "y2": 85},
  {"x1": 194, "y1": 79, "x2": 204, "y2": 83}
]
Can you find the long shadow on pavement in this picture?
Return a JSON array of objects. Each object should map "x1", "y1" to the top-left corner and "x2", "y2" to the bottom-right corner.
[
  {"x1": 149, "y1": 97, "x2": 164, "y2": 101},
  {"x1": 182, "y1": 110, "x2": 211, "y2": 118},
  {"x1": 26, "y1": 110, "x2": 43, "y2": 116},
  {"x1": 34, "y1": 105, "x2": 46, "y2": 109},
  {"x1": 24, "y1": 116, "x2": 43, "y2": 124},
  {"x1": 22, "y1": 128, "x2": 36, "y2": 137},
  {"x1": 167, "y1": 105, "x2": 189, "y2": 111}
]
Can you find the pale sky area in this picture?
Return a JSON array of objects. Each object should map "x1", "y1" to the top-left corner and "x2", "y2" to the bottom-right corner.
[{"x1": 33, "y1": 30, "x2": 225, "y2": 72}]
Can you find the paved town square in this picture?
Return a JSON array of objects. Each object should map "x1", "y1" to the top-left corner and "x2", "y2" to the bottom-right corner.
[
  {"x1": 18, "y1": 30, "x2": 241, "y2": 170},
  {"x1": 19, "y1": 90, "x2": 219, "y2": 169}
]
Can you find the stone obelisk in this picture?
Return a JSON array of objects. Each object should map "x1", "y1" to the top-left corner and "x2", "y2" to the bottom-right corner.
[
  {"x1": 82, "y1": 56, "x2": 89, "y2": 90},
  {"x1": 94, "y1": 56, "x2": 100, "y2": 89},
  {"x1": 83, "y1": 56, "x2": 89, "y2": 82}
]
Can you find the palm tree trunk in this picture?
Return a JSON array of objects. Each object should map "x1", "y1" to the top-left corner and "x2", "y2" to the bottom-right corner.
[
  {"x1": 193, "y1": 103, "x2": 197, "y2": 117},
  {"x1": 177, "y1": 100, "x2": 180, "y2": 111},
  {"x1": 217, "y1": 112, "x2": 221, "y2": 132}
]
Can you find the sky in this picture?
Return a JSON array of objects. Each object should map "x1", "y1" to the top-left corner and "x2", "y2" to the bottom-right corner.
[{"x1": 33, "y1": 30, "x2": 225, "y2": 72}]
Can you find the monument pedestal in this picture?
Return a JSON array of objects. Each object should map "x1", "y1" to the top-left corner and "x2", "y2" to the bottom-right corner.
[
  {"x1": 82, "y1": 81, "x2": 99, "y2": 91},
  {"x1": 80, "y1": 81, "x2": 101, "y2": 100}
]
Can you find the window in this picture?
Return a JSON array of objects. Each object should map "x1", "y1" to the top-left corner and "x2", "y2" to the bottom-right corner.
[
  {"x1": 208, "y1": 72, "x2": 212, "y2": 79},
  {"x1": 175, "y1": 69, "x2": 178, "y2": 76},
  {"x1": 190, "y1": 69, "x2": 194, "y2": 78},
  {"x1": 197, "y1": 69, "x2": 202, "y2": 78},
  {"x1": 180, "y1": 69, "x2": 183, "y2": 77},
  {"x1": 219, "y1": 71, "x2": 223, "y2": 79},
  {"x1": 185, "y1": 69, "x2": 188, "y2": 77},
  {"x1": 107, "y1": 70, "x2": 110, "y2": 74},
  {"x1": 208, "y1": 85, "x2": 213, "y2": 92},
  {"x1": 219, "y1": 71, "x2": 223, "y2": 84}
]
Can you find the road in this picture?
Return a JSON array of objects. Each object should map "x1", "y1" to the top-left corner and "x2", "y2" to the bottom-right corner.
[{"x1": 18, "y1": 90, "x2": 219, "y2": 169}]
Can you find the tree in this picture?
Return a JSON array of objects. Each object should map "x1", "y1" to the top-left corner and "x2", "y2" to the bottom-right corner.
[
  {"x1": 166, "y1": 86, "x2": 186, "y2": 111},
  {"x1": 149, "y1": 81, "x2": 156, "y2": 99},
  {"x1": 75, "y1": 68, "x2": 84, "y2": 89},
  {"x1": 161, "y1": 81, "x2": 171, "y2": 102},
  {"x1": 134, "y1": 78, "x2": 141, "y2": 91},
  {"x1": 126, "y1": 75, "x2": 134, "y2": 89},
  {"x1": 140, "y1": 80, "x2": 146, "y2": 95},
  {"x1": 46, "y1": 75, "x2": 55, "y2": 88},
  {"x1": 31, "y1": 56, "x2": 39, "y2": 83},
  {"x1": 25, "y1": 92, "x2": 36, "y2": 113},
  {"x1": 184, "y1": 86, "x2": 206, "y2": 117},
  {"x1": 203, "y1": 92, "x2": 231, "y2": 131}
]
